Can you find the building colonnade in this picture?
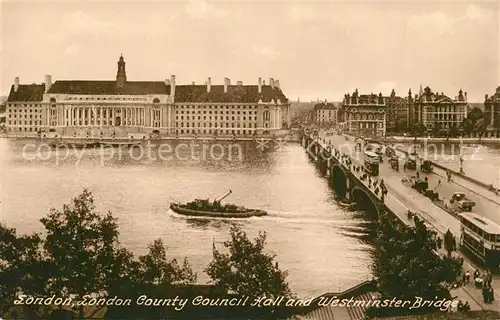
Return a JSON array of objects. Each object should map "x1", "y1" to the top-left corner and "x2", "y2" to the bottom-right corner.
[{"x1": 41, "y1": 104, "x2": 175, "y2": 131}]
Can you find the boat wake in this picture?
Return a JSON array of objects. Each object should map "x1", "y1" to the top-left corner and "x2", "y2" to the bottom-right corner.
[{"x1": 166, "y1": 208, "x2": 366, "y2": 227}]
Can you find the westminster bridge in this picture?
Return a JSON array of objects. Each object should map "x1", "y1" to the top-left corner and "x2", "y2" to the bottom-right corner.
[{"x1": 301, "y1": 131, "x2": 500, "y2": 314}]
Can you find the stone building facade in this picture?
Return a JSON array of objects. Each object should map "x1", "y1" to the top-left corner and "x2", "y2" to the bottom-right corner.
[
  {"x1": 406, "y1": 86, "x2": 467, "y2": 133},
  {"x1": 4, "y1": 78, "x2": 45, "y2": 133},
  {"x1": 341, "y1": 90, "x2": 386, "y2": 137},
  {"x1": 6, "y1": 55, "x2": 291, "y2": 138},
  {"x1": 385, "y1": 89, "x2": 406, "y2": 132},
  {"x1": 484, "y1": 86, "x2": 500, "y2": 132},
  {"x1": 312, "y1": 102, "x2": 338, "y2": 126}
]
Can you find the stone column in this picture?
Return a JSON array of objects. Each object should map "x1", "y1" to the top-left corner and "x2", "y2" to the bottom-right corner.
[
  {"x1": 160, "y1": 108, "x2": 164, "y2": 128},
  {"x1": 491, "y1": 106, "x2": 494, "y2": 127},
  {"x1": 167, "y1": 105, "x2": 171, "y2": 133}
]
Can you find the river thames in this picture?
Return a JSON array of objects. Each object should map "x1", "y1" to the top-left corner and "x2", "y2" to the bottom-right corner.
[{"x1": 0, "y1": 138, "x2": 375, "y2": 298}]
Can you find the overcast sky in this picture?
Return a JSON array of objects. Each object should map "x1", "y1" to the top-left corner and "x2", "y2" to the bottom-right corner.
[{"x1": 1, "y1": 0, "x2": 499, "y2": 102}]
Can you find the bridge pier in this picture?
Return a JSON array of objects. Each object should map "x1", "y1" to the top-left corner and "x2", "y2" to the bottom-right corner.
[{"x1": 302, "y1": 133, "x2": 387, "y2": 215}]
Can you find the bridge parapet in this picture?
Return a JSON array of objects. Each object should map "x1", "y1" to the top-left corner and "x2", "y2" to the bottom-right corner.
[{"x1": 303, "y1": 133, "x2": 387, "y2": 214}]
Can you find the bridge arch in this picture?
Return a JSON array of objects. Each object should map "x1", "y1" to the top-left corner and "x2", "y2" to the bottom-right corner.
[
  {"x1": 350, "y1": 186, "x2": 380, "y2": 217},
  {"x1": 331, "y1": 164, "x2": 348, "y2": 199}
]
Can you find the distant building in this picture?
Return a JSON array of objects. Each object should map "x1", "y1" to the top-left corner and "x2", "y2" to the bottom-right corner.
[
  {"x1": 385, "y1": 89, "x2": 406, "y2": 132},
  {"x1": 406, "y1": 86, "x2": 467, "y2": 133},
  {"x1": 0, "y1": 102, "x2": 6, "y2": 124},
  {"x1": 5, "y1": 55, "x2": 291, "y2": 138},
  {"x1": 312, "y1": 102, "x2": 338, "y2": 126},
  {"x1": 4, "y1": 78, "x2": 44, "y2": 133},
  {"x1": 484, "y1": 86, "x2": 500, "y2": 131},
  {"x1": 341, "y1": 90, "x2": 386, "y2": 137}
]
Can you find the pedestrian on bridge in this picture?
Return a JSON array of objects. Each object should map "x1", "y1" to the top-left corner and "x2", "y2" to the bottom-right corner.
[{"x1": 437, "y1": 236, "x2": 442, "y2": 249}]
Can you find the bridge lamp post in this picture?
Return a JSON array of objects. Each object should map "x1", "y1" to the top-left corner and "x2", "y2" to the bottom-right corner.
[{"x1": 459, "y1": 155, "x2": 464, "y2": 174}]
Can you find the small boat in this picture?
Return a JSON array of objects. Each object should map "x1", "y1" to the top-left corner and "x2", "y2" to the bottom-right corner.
[
  {"x1": 338, "y1": 199, "x2": 357, "y2": 210},
  {"x1": 338, "y1": 199, "x2": 352, "y2": 206},
  {"x1": 170, "y1": 190, "x2": 267, "y2": 219},
  {"x1": 461, "y1": 144, "x2": 479, "y2": 149},
  {"x1": 49, "y1": 141, "x2": 100, "y2": 149}
]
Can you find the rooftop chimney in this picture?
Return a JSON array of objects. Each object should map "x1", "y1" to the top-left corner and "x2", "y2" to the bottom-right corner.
[
  {"x1": 237, "y1": 80, "x2": 243, "y2": 86},
  {"x1": 224, "y1": 78, "x2": 229, "y2": 93},
  {"x1": 14, "y1": 77, "x2": 19, "y2": 92},
  {"x1": 170, "y1": 75, "x2": 176, "y2": 96},
  {"x1": 258, "y1": 77, "x2": 262, "y2": 93},
  {"x1": 275, "y1": 80, "x2": 280, "y2": 89},
  {"x1": 263, "y1": 80, "x2": 266, "y2": 85},
  {"x1": 485, "y1": 94, "x2": 489, "y2": 101},
  {"x1": 270, "y1": 78, "x2": 275, "y2": 89},
  {"x1": 207, "y1": 77, "x2": 211, "y2": 93},
  {"x1": 192, "y1": 81, "x2": 196, "y2": 85},
  {"x1": 464, "y1": 92, "x2": 467, "y2": 100},
  {"x1": 45, "y1": 75, "x2": 52, "y2": 93}
]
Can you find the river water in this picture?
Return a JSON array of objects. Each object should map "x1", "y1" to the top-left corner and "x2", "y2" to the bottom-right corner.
[{"x1": 0, "y1": 138, "x2": 374, "y2": 298}]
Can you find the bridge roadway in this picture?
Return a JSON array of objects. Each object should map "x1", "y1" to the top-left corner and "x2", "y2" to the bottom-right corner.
[
  {"x1": 312, "y1": 131, "x2": 500, "y2": 311},
  {"x1": 322, "y1": 132, "x2": 500, "y2": 229}
]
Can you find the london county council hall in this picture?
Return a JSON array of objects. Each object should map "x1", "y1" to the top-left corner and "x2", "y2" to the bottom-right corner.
[{"x1": 5, "y1": 55, "x2": 292, "y2": 139}]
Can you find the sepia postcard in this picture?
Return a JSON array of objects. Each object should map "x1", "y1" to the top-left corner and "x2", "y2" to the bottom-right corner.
[{"x1": 0, "y1": 1, "x2": 499, "y2": 319}]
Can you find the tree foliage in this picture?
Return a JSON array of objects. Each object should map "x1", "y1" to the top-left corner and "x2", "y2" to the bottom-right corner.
[
  {"x1": 136, "y1": 239, "x2": 197, "y2": 295},
  {"x1": 467, "y1": 107, "x2": 484, "y2": 124},
  {"x1": 411, "y1": 122, "x2": 426, "y2": 137},
  {"x1": 474, "y1": 118, "x2": 487, "y2": 136},
  {"x1": 461, "y1": 118, "x2": 474, "y2": 133},
  {"x1": 205, "y1": 224, "x2": 292, "y2": 299},
  {"x1": 449, "y1": 125, "x2": 460, "y2": 138},
  {"x1": 0, "y1": 189, "x2": 198, "y2": 319},
  {"x1": 463, "y1": 107, "x2": 487, "y2": 136},
  {"x1": 40, "y1": 189, "x2": 124, "y2": 316},
  {"x1": 392, "y1": 117, "x2": 408, "y2": 133},
  {"x1": 369, "y1": 214, "x2": 462, "y2": 317},
  {"x1": 0, "y1": 224, "x2": 45, "y2": 315}
]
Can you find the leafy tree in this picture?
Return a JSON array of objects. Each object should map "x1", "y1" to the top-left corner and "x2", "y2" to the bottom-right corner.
[
  {"x1": 393, "y1": 117, "x2": 408, "y2": 133},
  {"x1": 467, "y1": 107, "x2": 484, "y2": 124},
  {"x1": 369, "y1": 215, "x2": 462, "y2": 317},
  {"x1": 136, "y1": 239, "x2": 196, "y2": 295},
  {"x1": 205, "y1": 224, "x2": 292, "y2": 299},
  {"x1": 449, "y1": 125, "x2": 459, "y2": 138},
  {"x1": 431, "y1": 123, "x2": 441, "y2": 137},
  {"x1": 474, "y1": 118, "x2": 487, "y2": 141},
  {"x1": 411, "y1": 122, "x2": 426, "y2": 137},
  {"x1": 40, "y1": 189, "x2": 124, "y2": 319},
  {"x1": 0, "y1": 224, "x2": 47, "y2": 317},
  {"x1": 461, "y1": 118, "x2": 474, "y2": 134},
  {"x1": 105, "y1": 247, "x2": 142, "y2": 297}
]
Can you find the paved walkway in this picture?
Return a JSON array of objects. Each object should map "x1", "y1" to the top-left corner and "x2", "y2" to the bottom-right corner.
[
  {"x1": 427, "y1": 164, "x2": 500, "y2": 206},
  {"x1": 315, "y1": 132, "x2": 500, "y2": 311}
]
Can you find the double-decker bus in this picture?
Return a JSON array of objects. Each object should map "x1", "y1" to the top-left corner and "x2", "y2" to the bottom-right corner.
[
  {"x1": 365, "y1": 144, "x2": 383, "y2": 161},
  {"x1": 363, "y1": 151, "x2": 380, "y2": 176},
  {"x1": 459, "y1": 212, "x2": 500, "y2": 270}
]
